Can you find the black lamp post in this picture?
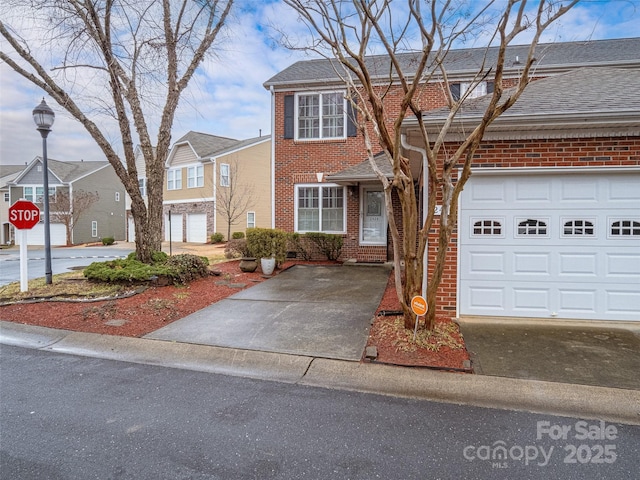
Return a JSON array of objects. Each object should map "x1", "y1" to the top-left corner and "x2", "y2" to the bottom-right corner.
[{"x1": 32, "y1": 98, "x2": 55, "y2": 285}]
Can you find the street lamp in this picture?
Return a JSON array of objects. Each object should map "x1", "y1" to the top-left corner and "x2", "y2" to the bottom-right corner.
[{"x1": 33, "y1": 98, "x2": 55, "y2": 285}]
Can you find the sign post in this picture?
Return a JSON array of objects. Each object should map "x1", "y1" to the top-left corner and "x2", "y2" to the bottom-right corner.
[
  {"x1": 410, "y1": 295, "x2": 428, "y2": 340},
  {"x1": 8, "y1": 200, "x2": 41, "y2": 292}
]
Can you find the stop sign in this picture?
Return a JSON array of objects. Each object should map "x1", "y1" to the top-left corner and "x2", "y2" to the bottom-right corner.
[{"x1": 9, "y1": 200, "x2": 41, "y2": 230}]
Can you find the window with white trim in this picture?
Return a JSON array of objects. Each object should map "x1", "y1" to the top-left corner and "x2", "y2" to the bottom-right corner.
[
  {"x1": 91, "y1": 221, "x2": 98, "y2": 237},
  {"x1": 563, "y1": 219, "x2": 594, "y2": 236},
  {"x1": 187, "y1": 165, "x2": 204, "y2": 188},
  {"x1": 451, "y1": 81, "x2": 493, "y2": 101},
  {"x1": 297, "y1": 92, "x2": 345, "y2": 140},
  {"x1": 517, "y1": 218, "x2": 548, "y2": 236},
  {"x1": 220, "y1": 164, "x2": 230, "y2": 187},
  {"x1": 4, "y1": 192, "x2": 10, "y2": 202},
  {"x1": 23, "y1": 186, "x2": 55, "y2": 203},
  {"x1": 473, "y1": 219, "x2": 502, "y2": 236},
  {"x1": 138, "y1": 178, "x2": 146, "y2": 197},
  {"x1": 167, "y1": 169, "x2": 182, "y2": 190},
  {"x1": 295, "y1": 184, "x2": 345, "y2": 233},
  {"x1": 247, "y1": 211, "x2": 255, "y2": 229},
  {"x1": 611, "y1": 220, "x2": 640, "y2": 236},
  {"x1": 115, "y1": 192, "x2": 120, "y2": 202}
]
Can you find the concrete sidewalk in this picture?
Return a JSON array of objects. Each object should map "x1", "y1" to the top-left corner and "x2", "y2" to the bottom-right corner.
[{"x1": 1, "y1": 321, "x2": 639, "y2": 426}]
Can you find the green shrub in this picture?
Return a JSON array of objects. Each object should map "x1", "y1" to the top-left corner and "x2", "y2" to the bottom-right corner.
[
  {"x1": 85, "y1": 253, "x2": 209, "y2": 284},
  {"x1": 210, "y1": 232, "x2": 224, "y2": 243},
  {"x1": 287, "y1": 233, "x2": 311, "y2": 260},
  {"x1": 101, "y1": 237, "x2": 115, "y2": 246},
  {"x1": 246, "y1": 228, "x2": 287, "y2": 265},
  {"x1": 232, "y1": 231, "x2": 245, "y2": 239},
  {"x1": 305, "y1": 232, "x2": 343, "y2": 261},
  {"x1": 126, "y1": 251, "x2": 168, "y2": 263}
]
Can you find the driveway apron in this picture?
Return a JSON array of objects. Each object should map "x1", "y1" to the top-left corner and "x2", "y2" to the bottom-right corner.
[{"x1": 145, "y1": 264, "x2": 391, "y2": 361}]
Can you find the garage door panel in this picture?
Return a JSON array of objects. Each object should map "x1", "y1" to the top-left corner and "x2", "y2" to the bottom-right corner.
[
  {"x1": 186, "y1": 213, "x2": 207, "y2": 243},
  {"x1": 460, "y1": 171, "x2": 640, "y2": 321},
  {"x1": 513, "y1": 288, "x2": 551, "y2": 312},
  {"x1": 165, "y1": 213, "x2": 183, "y2": 242}
]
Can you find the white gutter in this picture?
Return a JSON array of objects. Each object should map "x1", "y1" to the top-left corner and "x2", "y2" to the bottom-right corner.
[{"x1": 400, "y1": 133, "x2": 429, "y2": 299}]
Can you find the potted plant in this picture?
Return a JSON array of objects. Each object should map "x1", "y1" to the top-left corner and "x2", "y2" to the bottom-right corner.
[
  {"x1": 246, "y1": 228, "x2": 287, "y2": 276},
  {"x1": 225, "y1": 238, "x2": 258, "y2": 272}
]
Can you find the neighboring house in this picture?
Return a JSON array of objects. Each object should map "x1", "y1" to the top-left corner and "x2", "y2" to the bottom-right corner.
[
  {"x1": 0, "y1": 164, "x2": 24, "y2": 244},
  {"x1": 163, "y1": 131, "x2": 271, "y2": 242},
  {"x1": 7, "y1": 157, "x2": 126, "y2": 245},
  {"x1": 263, "y1": 37, "x2": 640, "y2": 322}
]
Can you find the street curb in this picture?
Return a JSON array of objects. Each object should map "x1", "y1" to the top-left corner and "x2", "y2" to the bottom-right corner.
[{"x1": 2, "y1": 321, "x2": 639, "y2": 425}]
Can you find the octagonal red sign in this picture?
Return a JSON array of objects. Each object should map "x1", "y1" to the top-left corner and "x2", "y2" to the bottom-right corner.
[{"x1": 9, "y1": 200, "x2": 41, "y2": 230}]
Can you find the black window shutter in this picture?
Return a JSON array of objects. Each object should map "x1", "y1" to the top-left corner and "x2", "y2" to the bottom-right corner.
[
  {"x1": 346, "y1": 99, "x2": 357, "y2": 137},
  {"x1": 284, "y1": 95, "x2": 294, "y2": 139},
  {"x1": 450, "y1": 83, "x2": 461, "y2": 101},
  {"x1": 487, "y1": 81, "x2": 494, "y2": 94}
]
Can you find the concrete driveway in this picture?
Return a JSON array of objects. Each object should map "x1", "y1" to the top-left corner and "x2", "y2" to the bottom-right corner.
[{"x1": 146, "y1": 264, "x2": 391, "y2": 361}]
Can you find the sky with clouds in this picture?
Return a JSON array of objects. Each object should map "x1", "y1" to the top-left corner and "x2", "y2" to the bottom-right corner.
[{"x1": 1, "y1": 0, "x2": 639, "y2": 166}]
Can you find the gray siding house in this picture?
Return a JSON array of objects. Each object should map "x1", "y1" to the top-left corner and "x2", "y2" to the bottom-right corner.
[{"x1": 8, "y1": 157, "x2": 126, "y2": 245}]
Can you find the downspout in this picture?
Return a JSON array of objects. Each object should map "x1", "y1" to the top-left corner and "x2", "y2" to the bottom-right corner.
[
  {"x1": 400, "y1": 133, "x2": 428, "y2": 298},
  {"x1": 270, "y1": 85, "x2": 276, "y2": 228}
]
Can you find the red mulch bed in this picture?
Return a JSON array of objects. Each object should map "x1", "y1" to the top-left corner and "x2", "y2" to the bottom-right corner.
[{"x1": 1, "y1": 260, "x2": 469, "y2": 370}]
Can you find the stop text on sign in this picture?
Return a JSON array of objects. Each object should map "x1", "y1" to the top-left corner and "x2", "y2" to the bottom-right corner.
[{"x1": 10, "y1": 209, "x2": 40, "y2": 223}]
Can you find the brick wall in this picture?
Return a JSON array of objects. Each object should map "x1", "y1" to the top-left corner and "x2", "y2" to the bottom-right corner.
[{"x1": 162, "y1": 202, "x2": 215, "y2": 242}]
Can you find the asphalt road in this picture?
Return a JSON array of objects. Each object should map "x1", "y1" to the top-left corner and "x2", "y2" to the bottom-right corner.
[
  {"x1": 0, "y1": 246, "x2": 133, "y2": 286},
  {"x1": 2, "y1": 346, "x2": 638, "y2": 479}
]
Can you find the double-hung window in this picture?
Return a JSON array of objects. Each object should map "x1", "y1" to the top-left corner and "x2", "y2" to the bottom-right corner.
[
  {"x1": 220, "y1": 164, "x2": 230, "y2": 187},
  {"x1": 23, "y1": 186, "x2": 55, "y2": 203},
  {"x1": 296, "y1": 184, "x2": 345, "y2": 233},
  {"x1": 167, "y1": 168, "x2": 182, "y2": 190},
  {"x1": 187, "y1": 165, "x2": 204, "y2": 188},
  {"x1": 138, "y1": 178, "x2": 146, "y2": 197},
  {"x1": 297, "y1": 92, "x2": 345, "y2": 140}
]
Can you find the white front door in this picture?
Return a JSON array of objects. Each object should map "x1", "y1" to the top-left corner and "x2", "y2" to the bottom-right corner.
[
  {"x1": 360, "y1": 187, "x2": 387, "y2": 245},
  {"x1": 459, "y1": 170, "x2": 640, "y2": 321}
]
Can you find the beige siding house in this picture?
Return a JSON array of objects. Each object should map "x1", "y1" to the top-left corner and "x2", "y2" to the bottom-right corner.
[{"x1": 163, "y1": 132, "x2": 271, "y2": 242}]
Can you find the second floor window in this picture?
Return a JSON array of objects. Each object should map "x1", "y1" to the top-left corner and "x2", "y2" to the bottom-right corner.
[
  {"x1": 451, "y1": 81, "x2": 494, "y2": 101},
  {"x1": 23, "y1": 186, "x2": 55, "y2": 203},
  {"x1": 167, "y1": 169, "x2": 182, "y2": 190},
  {"x1": 220, "y1": 164, "x2": 230, "y2": 187},
  {"x1": 297, "y1": 92, "x2": 345, "y2": 140},
  {"x1": 187, "y1": 165, "x2": 204, "y2": 188},
  {"x1": 138, "y1": 178, "x2": 146, "y2": 197}
]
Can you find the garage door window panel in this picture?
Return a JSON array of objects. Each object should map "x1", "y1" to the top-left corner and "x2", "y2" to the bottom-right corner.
[
  {"x1": 562, "y1": 219, "x2": 595, "y2": 236},
  {"x1": 516, "y1": 218, "x2": 549, "y2": 237},
  {"x1": 472, "y1": 218, "x2": 504, "y2": 237},
  {"x1": 610, "y1": 219, "x2": 640, "y2": 237}
]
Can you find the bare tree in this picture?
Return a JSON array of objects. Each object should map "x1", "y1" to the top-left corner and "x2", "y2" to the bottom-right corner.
[
  {"x1": 0, "y1": 0, "x2": 233, "y2": 263},
  {"x1": 49, "y1": 189, "x2": 99, "y2": 246},
  {"x1": 216, "y1": 162, "x2": 254, "y2": 241},
  {"x1": 283, "y1": 0, "x2": 577, "y2": 329}
]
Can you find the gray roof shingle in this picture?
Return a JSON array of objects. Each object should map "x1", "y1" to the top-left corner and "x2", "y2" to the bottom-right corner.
[
  {"x1": 418, "y1": 66, "x2": 640, "y2": 123},
  {"x1": 325, "y1": 152, "x2": 392, "y2": 183},
  {"x1": 174, "y1": 131, "x2": 239, "y2": 158},
  {"x1": 264, "y1": 37, "x2": 640, "y2": 88}
]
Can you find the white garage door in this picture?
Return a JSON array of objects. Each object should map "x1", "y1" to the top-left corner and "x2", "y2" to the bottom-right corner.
[
  {"x1": 15, "y1": 223, "x2": 66, "y2": 246},
  {"x1": 164, "y1": 213, "x2": 183, "y2": 242},
  {"x1": 187, "y1": 213, "x2": 208, "y2": 243},
  {"x1": 459, "y1": 171, "x2": 640, "y2": 321},
  {"x1": 127, "y1": 217, "x2": 135, "y2": 242}
]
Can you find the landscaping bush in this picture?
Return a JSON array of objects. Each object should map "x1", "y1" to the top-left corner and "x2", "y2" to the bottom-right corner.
[
  {"x1": 246, "y1": 228, "x2": 287, "y2": 266},
  {"x1": 85, "y1": 252, "x2": 209, "y2": 284},
  {"x1": 224, "y1": 238, "x2": 251, "y2": 259},
  {"x1": 305, "y1": 232, "x2": 343, "y2": 261},
  {"x1": 287, "y1": 233, "x2": 311, "y2": 260},
  {"x1": 232, "y1": 231, "x2": 245, "y2": 239},
  {"x1": 210, "y1": 232, "x2": 225, "y2": 244},
  {"x1": 101, "y1": 236, "x2": 115, "y2": 246}
]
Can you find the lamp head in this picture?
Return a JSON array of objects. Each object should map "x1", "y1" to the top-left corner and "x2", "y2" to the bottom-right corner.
[{"x1": 33, "y1": 98, "x2": 55, "y2": 131}]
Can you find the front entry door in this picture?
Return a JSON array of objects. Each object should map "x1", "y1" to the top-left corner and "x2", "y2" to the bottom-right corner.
[{"x1": 361, "y1": 187, "x2": 387, "y2": 245}]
